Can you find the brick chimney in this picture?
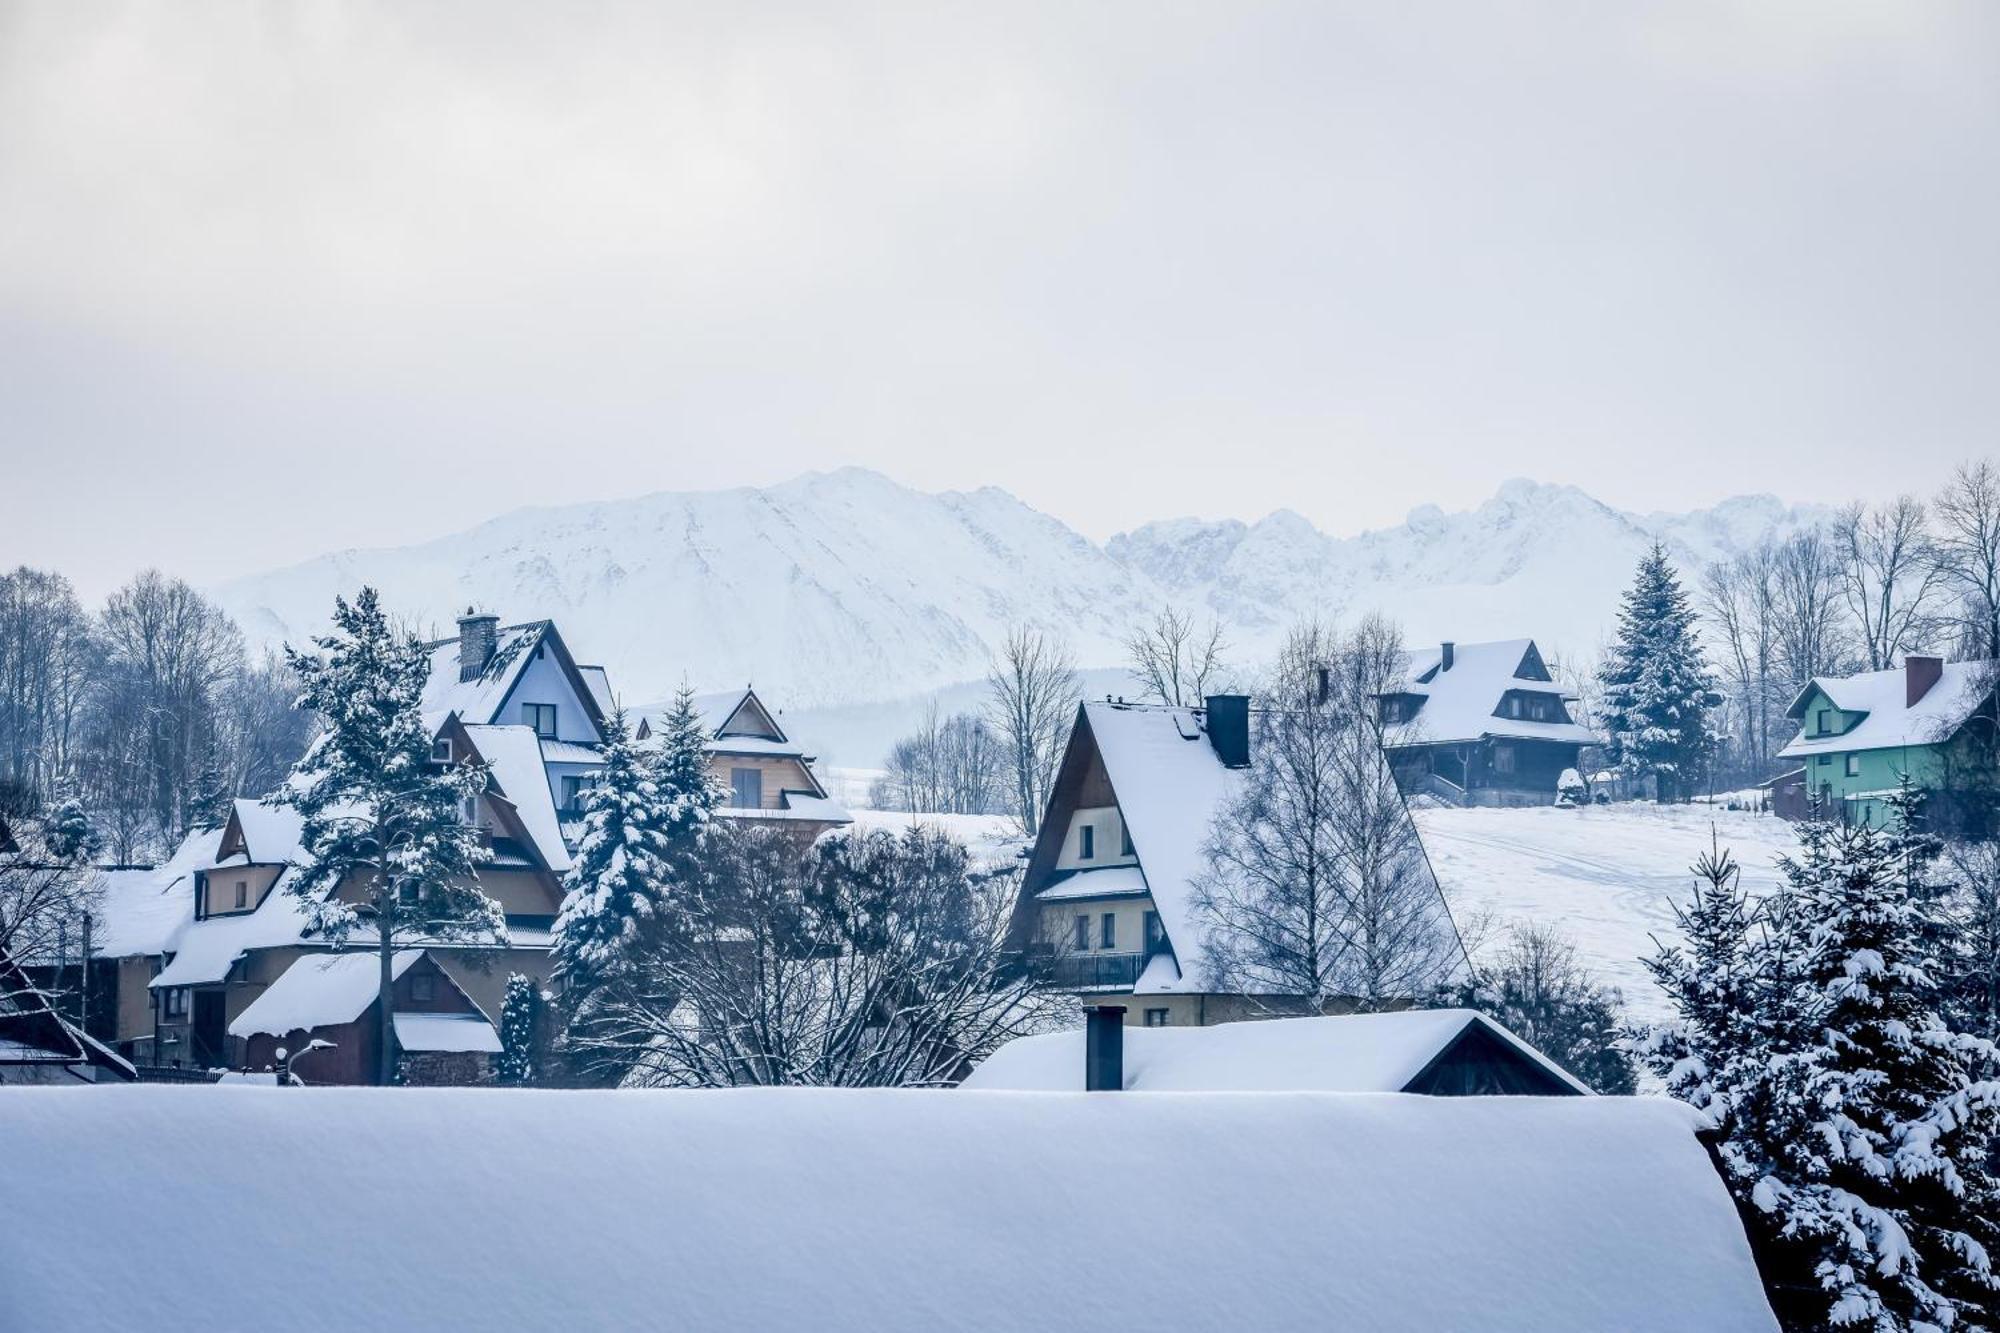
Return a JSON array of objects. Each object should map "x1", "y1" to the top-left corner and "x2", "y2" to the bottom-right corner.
[
  {"x1": 1440, "y1": 642, "x2": 1455, "y2": 672},
  {"x1": 1905, "y1": 654, "x2": 1944, "y2": 707},
  {"x1": 1084, "y1": 1005, "x2": 1124, "y2": 1091},
  {"x1": 458, "y1": 609, "x2": 499, "y2": 682},
  {"x1": 1205, "y1": 694, "x2": 1251, "y2": 768}
]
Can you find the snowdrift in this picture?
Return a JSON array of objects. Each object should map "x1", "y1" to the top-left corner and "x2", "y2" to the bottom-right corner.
[{"x1": 0, "y1": 1086, "x2": 1776, "y2": 1331}]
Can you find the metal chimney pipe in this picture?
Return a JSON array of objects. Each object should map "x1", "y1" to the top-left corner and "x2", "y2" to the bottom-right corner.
[{"x1": 1084, "y1": 1005, "x2": 1125, "y2": 1091}]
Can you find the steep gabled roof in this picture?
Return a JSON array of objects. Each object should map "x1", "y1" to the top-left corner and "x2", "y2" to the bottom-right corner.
[
  {"x1": 460, "y1": 723, "x2": 573, "y2": 873},
  {"x1": 1017, "y1": 701, "x2": 1240, "y2": 986},
  {"x1": 228, "y1": 949, "x2": 427, "y2": 1037},
  {"x1": 1382, "y1": 638, "x2": 1600, "y2": 749},
  {"x1": 1778, "y1": 659, "x2": 1995, "y2": 758},
  {"x1": 962, "y1": 1010, "x2": 1591, "y2": 1094},
  {"x1": 420, "y1": 621, "x2": 607, "y2": 737}
]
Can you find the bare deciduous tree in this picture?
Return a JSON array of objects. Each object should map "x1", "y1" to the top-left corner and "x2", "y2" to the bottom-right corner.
[
  {"x1": 1126, "y1": 605, "x2": 1230, "y2": 707},
  {"x1": 1833, "y1": 496, "x2": 1948, "y2": 671},
  {"x1": 0, "y1": 568, "x2": 95, "y2": 798},
  {"x1": 1771, "y1": 528, "x2": 1852, "y2": 687},
  {"x1": 592, "y1": 823, "x2": 1063, "y2": 1087},
  {"x1": 985, "y1": 625, "x2": 1080, "y2": 835},
  {"x1": 1703, "y1": 545, "x2": 1786, "y2": 784},
  {"x1": 1193, "y1": 620, "x2": 1467, "y2": 1010},
  {"x1": 1935, "y1": 460, "x2": 2000, "y2": 659},
  {"x1": 870, "y1": 704, "x2": 1007, "y2": 814}
]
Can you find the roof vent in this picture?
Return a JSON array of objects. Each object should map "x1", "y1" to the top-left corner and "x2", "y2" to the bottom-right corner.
[
  {"x1": 1905, "y1": 655, "x2": 1943, "y2": 708},
  {"x1": 458, "y1": 610, "x2": 500, "y2": 682}
]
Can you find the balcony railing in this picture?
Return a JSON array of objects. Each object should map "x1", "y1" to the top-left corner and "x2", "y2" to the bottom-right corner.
[{"x1": 1046, "y1": 951, "x2": 1149, "y2": 991}]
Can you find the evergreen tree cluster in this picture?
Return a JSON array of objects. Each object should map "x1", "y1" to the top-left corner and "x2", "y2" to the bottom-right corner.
[
  {"x1": 497, "y1": 973, "x2": 542, "y2": 1087},
  {"x1": 1598, "y1": 544, "x2": 1718, "y2": 802},
  {"x1": 1638, "y1": 791, "x2": 2000, "y2": 1332},
  {"x1": 1435, "y1": 922, "x2": 1636, "y2": 1094}
]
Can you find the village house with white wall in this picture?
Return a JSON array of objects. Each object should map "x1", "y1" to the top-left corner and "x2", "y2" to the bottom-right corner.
[{"x1": 69, "y1": 610, "x2": 848, "y2": 1082}]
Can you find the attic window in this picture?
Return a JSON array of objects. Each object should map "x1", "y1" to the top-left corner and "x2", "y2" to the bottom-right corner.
[
  {"x1": 1079, "y1": 825, "x2": 1095, "y2": 860},
  {"x1": 1816, "y1": 709, "x2": 1832, "y2": 737},
  {"x1": 523, "y1": 703, "x2": 557, "y2": 738},
  {"x1": 411, "y1": 973, "x2": 437, "y2": 1004},
  {"x1": 432, "y1": 738, "x2": 452, "y2": 763}
]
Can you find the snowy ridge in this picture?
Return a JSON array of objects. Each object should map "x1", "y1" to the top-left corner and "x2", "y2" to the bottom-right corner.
[{"x1": 214, "y1": 469, "x2": 1825, "y2": 713}]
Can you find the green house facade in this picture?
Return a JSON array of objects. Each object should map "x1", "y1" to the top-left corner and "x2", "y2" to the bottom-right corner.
[{"x1": 1777, "y1": 655, "x2": 1996, "y2": 827}]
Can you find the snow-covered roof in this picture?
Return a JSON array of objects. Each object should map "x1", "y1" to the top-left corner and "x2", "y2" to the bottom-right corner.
[
  {"x1": 1034, "y1": 865, "x2": 1150, "y2": 901},
  {"x1": 420, "y1": 622, "x2": 550, "y2": 732},
  {"x1": 1078, "y1": 701, "x2": 1242, "y2": 978},
  {"x1": 576, "y1": 664, "x2": 615, "y2": 716},
  {"x1": 962, "y1": 1010, "x2": 1592, "y2": 1095},
  {"x1": 463, "y1": 724, "x2": 573, "y2": 872},
  {"x1": 151, "y1": 863, "x2": 316, "y2": 989},
  {"x1": 89, "y1": 836, "x2": 208, "y2": 958},
  {"x1": 392, "y1": 1012, "x2": 502, "y2": 1054},
  {"x1": 537, "y1": 737, "x2": 603, "y2": 765},
  {"x1": 229, "y1": 950, "x2": 424, "y2": 1038},
  {"x1": 229, "y1": 798, "x2": 308, "y2": 864},
  {"x1": 0, "y1": 1087, "x2": 1777, "y2": 1332},
  {"x1": 1382, "y1": 639, "x2": 1600, "y2": 749},
  {"x1": 1778, "y1": 659, "x2": 1994, "y2": 758}
]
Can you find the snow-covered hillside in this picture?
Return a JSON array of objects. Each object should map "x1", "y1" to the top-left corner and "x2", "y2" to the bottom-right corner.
[
  {"x1": 1416, "y1": 802, "x2": 1800, "y2": 1025},
  {"x1": 214, "y1": 468, "x2": 1823, "y2": 713}
]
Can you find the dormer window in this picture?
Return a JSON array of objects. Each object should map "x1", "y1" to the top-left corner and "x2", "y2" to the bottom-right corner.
[
  {"x1": 1816, "y1": 708, "x2": 1833, "y2": 737},
  {"x1": 523, "y1": 703, "x2": 557, "y2": 738}
]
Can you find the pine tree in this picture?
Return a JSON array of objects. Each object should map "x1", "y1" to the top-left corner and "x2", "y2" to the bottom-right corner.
[
  {"x1": 497, "y1": 972, "x2": 540, "y2": 1086},
  {"x1": 650, "y1": 684, "x2": 724, "y2": 853},
  {"x1": 272, "y1": 587, "x2": 504, "y2": 1086},
  {"x1": 551, "y1": 708, "x2": 686, "y2": 991},
  {"x1": 1597, "y1": 544, "x2": 1717, "y2": 802}
]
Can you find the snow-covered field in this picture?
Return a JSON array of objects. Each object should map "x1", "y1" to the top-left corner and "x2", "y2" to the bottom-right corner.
[{"x1": 1416, "y1": 802, "x2": 1799, "y2": 1024}]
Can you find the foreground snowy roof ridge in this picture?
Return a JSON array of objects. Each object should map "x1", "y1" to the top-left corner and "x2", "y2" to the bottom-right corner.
[{"x1": 0, "y1": 1088, "x2": 1779, "y2": 1333}]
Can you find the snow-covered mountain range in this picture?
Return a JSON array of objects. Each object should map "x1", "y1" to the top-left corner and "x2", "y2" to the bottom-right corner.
[{"x1": 213, "y1": 468, "x2": 1823, "y2": 723}]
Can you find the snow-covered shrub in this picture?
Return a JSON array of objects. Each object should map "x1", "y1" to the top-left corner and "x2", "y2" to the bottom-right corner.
[{"x1": 1555, "y1": 769, "x2": 1587, "y2": 807}]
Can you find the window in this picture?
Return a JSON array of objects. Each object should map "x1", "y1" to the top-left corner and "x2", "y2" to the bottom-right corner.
[
  {"x1": 731, "y1": 767, "x2": 762, "y2": 809},
  {"x1": 1818, "y1": 754, "x2": 1832, "y2": 767},
  {"x1": 1144, "y1": 910, "x2": 1163, "y2": 953},
  {"x1": 1491, "y1": 744, "x2": 1516, "y2": 775},
  {"x1": 1074, "y1": 914, "x2": 1090, "y2": 951},
  {"x1": 410, "y1": 973, "x2": 437, "y2": 1003},
  {"x1": 1144, "y1": 1008, "x2": 1169, "y2": 1027},
  {"x1": 561, "y1": 775, "x2": 598, "y2": 816},
  {"x1": 462, "y1": 794, "x2": 480, "y2": 825},
  {"x1": 1100, "y1": 912, "x2": 1116, "y2": 950},
  {"x1": 432, "y1": 738, "x2": 453, "y2": 763},
  {"x1": 398, "y1": 882, "x2": 420, "y2": 908},
  {"x1": 1078, "y1": 824, "x2": 1095, "y2": 860},
  {"x1": 163, "y1": 987, "x2": 188, "y2": 1019},
  {"x1": 1844, "y1": 753, "x2": 1861, "y2": 777},
  {"x1": 1120, "y1": 822, "x2": 1133, "y2": 856},
  {"x1": 233, "y1": 880, "x2": 247, "y2": 910},
  {"x1": 522, "y1": 703, "x2": 558, "y2": 738},
  {"x1": 1816, "y1": 708, "x2": 1832, "y2": 737}
]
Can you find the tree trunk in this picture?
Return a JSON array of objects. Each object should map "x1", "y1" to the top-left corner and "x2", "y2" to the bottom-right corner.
[{"x1": 378, "y1": 884, "x2": 396, "y2": 1086}]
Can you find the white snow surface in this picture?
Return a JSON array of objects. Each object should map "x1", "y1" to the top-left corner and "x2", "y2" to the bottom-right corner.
[
  {"x1": 0, "y1": 1086, "x2": 1776, "y2": 1333},
  {"x1": 391, "y1": 1012, "x2": 501, "y2": 1054},
  {"x1": 963, "y1": 1010, "x2": 1592, "y2": 1094},
  {"x1": 1416, "y1": 802, "x2": 1800, "y2": 1024},
  {"x1": 213, "y1": 469, "x2": 1826, "y2": 713},
  {"x1": 228, "y1": 951, "x2": 422, "y2": 1037},
  {"x1": 1778, "y1": 659, "x2": 1993, "y2": 757}
]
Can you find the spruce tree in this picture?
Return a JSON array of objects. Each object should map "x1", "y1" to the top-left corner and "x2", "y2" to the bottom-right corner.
[
  {"x1": 273, "y1": 587, "x2": 503, "y2": 1085},
  {"x1": 552, "y1": 708, "x2": 683, "y2": 991},
  {"x1": 43, "y1": 794, "x2": 101, "y2": 865},
  {"x1": 1597, "y1": 543, "x2": 1717, "y2": 802},
  {"x1": 186, "y1": 744, "x2": 232, "y2": 833},
  {"x1": 1644, "y1": 793, "x2": 2000, "y2": 1331},
  {"x1": 497, "y1": 972, "x2": 540, "y2": 1086}
]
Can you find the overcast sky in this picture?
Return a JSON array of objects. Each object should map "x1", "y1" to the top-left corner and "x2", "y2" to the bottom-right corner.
[{"x1": 3, "y1": 2, "x2": 1997, "y2": 601}]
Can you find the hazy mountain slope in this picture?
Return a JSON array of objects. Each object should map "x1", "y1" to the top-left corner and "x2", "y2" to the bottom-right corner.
[{"x1": 215, "y1": 469, "x2": 1824, "y2": 719}]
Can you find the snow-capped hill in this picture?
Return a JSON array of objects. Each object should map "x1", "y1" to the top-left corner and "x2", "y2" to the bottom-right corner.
[{"x1": 215, "y1": 468, "x2": 1827, "y2": 713}]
